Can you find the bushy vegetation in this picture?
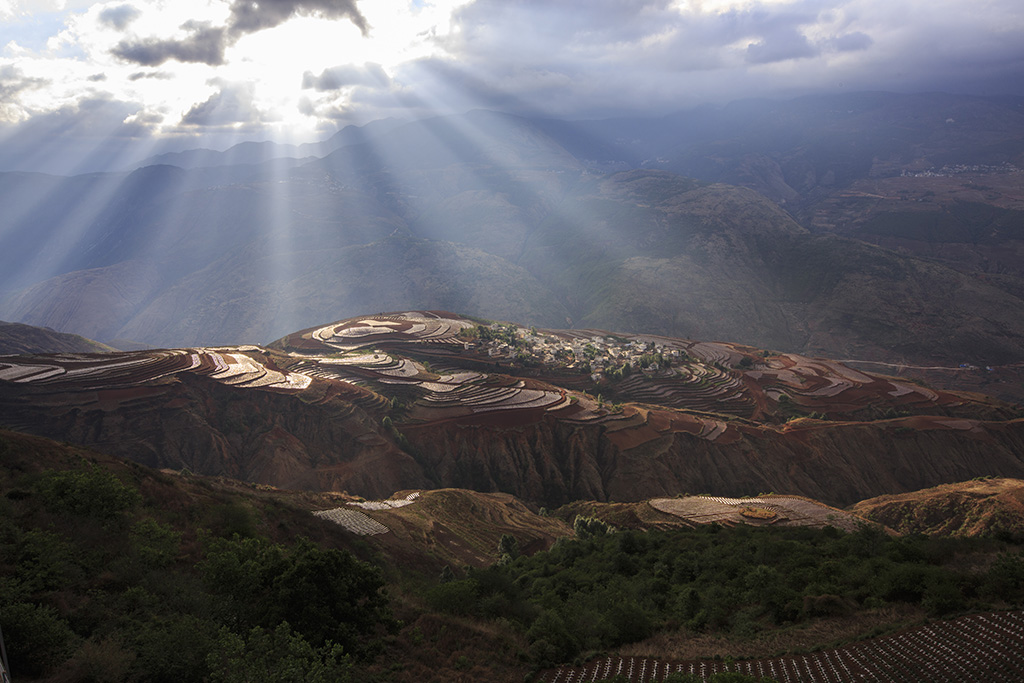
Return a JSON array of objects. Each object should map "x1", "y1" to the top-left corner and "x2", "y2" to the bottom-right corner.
[
  {"x1": 459, "y1": 322, "x2": 524, "y2": 347},
  {"x1": 427, "y1": 523, "x2": 1024, "y2": 667},
  {"x1": 0, "y1": 456, "x2": 394, "y2": 681}
]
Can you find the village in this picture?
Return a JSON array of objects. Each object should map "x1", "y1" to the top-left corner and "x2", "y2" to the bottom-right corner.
[{"x1": 462, "y1": 322, "x2": 685, "y2": 382}]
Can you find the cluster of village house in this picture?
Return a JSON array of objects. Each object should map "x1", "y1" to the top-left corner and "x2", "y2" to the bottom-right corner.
[
  {"x1": 462, "y1": 325, "x2": 685, "y2": 381},
  {"x1": 900, "y1": 162, "x2": 1021, "y2": 178}
]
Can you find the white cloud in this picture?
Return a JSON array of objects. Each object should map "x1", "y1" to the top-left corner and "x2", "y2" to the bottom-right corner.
[
  {"x1": 180, "y1": 79, "x2": 262, "y2": 127},
  {"x1": 0, "y1": 0, "x2": 1022, "y2": 167}
]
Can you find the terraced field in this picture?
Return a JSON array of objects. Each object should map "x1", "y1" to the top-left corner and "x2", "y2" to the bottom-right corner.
[
  {"x1": 268, "y1": 311, "x2": 987, "y2": 426},
  {"x1": 312, "y1": 507, "x2": 390, "y2": 535},
  {"x1": 0, "y1": 309, "x2": 1011, "y2": 443},
  {"x1": 293, "y1": 310, "x2": 475, "y2": 352},
  {"x1": 540, "y1": 611, "x2": 1024, "y2": 682},
  {"x1": 0, "y1": 347, "x2": 311, "y2": 392},
  {"x1": 4, "y1": 310, "x2": 1021, "y2": 506},
  {"x1": 649, "y1": 496, "x2": 867, "y2": 532},
  {"x1": 614, "y1": 364, "x2": 753, "y2": 417}
]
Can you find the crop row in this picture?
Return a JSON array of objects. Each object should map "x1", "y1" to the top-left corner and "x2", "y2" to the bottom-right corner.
[
  {"x1": 349, "y1": 491, "x2": 421, "y2": 510},
  {"x1": 312, "y1": 507, "x2": 390, "y2": 535},
  {"x1": 613, "y1": 363, "x2": 754, "y2": 417},
  {"x1": 540, "y1": 611, "x2": 1024, "y2": 682}
]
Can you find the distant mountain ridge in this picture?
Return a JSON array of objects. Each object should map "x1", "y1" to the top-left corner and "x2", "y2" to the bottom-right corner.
[
  {"x1": 2, "y1": 92, "x2": 1024, "y2": 370},
  {"x1": 131, "y1": 117, "x2": 406, "y2": 170}
]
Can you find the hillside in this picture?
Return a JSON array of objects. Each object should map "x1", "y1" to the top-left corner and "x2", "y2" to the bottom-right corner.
[
  {"x1": 0, "y1": 320, "x2": 115, "y2": 355},
  {"x1": 851, "y1": 477, "x2": 1024, "y2": 537},
  {"x1": 0, "y1": 428, "x2": 399, "y2": 681},
  {"x1": 5, "y1": 425, "x2": 1024, "y2": 682},
  {"x1": 4, "y1": 311, "x2": 1023, "y2": 509}
]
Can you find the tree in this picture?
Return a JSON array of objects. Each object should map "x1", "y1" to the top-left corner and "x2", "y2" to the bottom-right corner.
[
  {"x1": 33, "y1": 465, "x2": 140, "y2": 519},
  {"x1": 497, "y1": 534, "x2": 520, "y2": 565},
  {"x1": 200, "y1": 536, "x2": 394, "y2": 655},
  {"x1": 574, "y1": 516, "x2": 612, "y2": 539},
  {"x1": 207, "y1": 623, "x2": 352, "y2": 683}
]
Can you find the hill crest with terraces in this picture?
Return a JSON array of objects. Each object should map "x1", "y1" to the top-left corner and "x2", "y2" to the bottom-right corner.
[{"x1": 3, "y1": 310, "x2": 1024, "y2": 507}]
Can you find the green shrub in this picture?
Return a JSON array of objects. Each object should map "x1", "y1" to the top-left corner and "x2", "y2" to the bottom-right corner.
[
  {"x1": 130, "y1": 518, "x2": 181, "y2": 568},
  {"x1": 130, "y1": 615, "x2": 221, "y2": 683},
  {"x1": 0, "y1": 600, "x2": 78, "y2": 677},
  {"x1": 573, "y1": 516, "x2": 612, "y2": 539},
  {"x1": 206, "y1": 622, "x2": 352, "y2": 683},
  {"x1": 200, "y1": 535, "x2": 393, "y2": 654},
  {"x1": 33, "y1": 465, "x2": 140, "y2": 519}
]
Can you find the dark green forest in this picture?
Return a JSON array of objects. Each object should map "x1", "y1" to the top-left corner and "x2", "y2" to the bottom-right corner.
[
  {"x1": 0, "y1": 454, "x2": 394, "y2": 682},
  {"x1": 428, "y1": 519, "x2": 1024, "y2": 667}
]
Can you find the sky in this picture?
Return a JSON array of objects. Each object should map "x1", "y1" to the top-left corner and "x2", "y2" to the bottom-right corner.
[{"x1": 1, "y1": 0, "x2": 1023, "y2": 173}]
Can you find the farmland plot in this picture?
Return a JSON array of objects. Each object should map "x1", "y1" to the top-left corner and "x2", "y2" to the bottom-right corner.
[
  {"x1": 313, "y1": 507, "x2": 390, "y2": 535},
  {"x1": 539, "y1": 610, "x2": 1024, "y2": 682},
  {"x1": 649, "y1": 495, "x2": 867, "y2": 531}
]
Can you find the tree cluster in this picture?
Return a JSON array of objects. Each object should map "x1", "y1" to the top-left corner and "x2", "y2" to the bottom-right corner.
[
  {"x1": 427, "y1": 523, "x2": 1024, "y2": 667},
  {"x1": 0, "y1": 461, "x2": 394, "y2": 681}
]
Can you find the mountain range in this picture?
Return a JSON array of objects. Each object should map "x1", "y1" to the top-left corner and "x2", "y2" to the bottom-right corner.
[{"x1": 2, "y1": 92, "x2": 1024, "y2": 371}]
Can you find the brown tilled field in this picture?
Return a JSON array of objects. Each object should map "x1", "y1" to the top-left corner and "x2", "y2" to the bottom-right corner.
[{"x1": 649, "y1": 495, "x2": 868, "y2": 532}]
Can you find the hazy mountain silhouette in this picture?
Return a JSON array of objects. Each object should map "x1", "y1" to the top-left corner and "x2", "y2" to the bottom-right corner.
[{"x1": 1, "y1": 92, "x2": 1023, "y2": 366}]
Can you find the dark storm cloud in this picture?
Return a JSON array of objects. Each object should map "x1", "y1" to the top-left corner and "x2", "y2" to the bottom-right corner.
[
  {"x1": 111, "y1": 25, "x2": 227, "y2": 67},
  {"x1": 111, "y1": 0, "x2": 367, "y2": 67},
  {"x1": 301, "y1": 63, "x2": 390, "y2": 91},
  {"x1": 98, "y1": 4, "x2": 142, "y2": 31},
  {"x1": 181, "y1": 82, "x2": 260, "y2": 126}
]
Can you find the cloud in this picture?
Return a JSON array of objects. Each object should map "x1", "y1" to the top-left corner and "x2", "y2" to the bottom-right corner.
[
  {"x1": 128, "y1": 70, "x2": 172, "y2": 81},
  {"x1": 410, "y1": 0, "x2": 1024, "y2": 118},
  {"x1": 4, "y1": 0, "x2": 1024, "y2": 166},
  {"x1": 227, "y1": 0, "x2": 368, "y2": 37},
  {"x1": 111, "y1": 0, "x2": 367, "y2": 66},
  {"x1": 98, "y1": 4, "x2": 141, "y2": 31},
  {"x1": 827, "y1": 31, "x2": 873, "y2": 53},
  {"x1": 745, "y1": 30, "x2": 819, "y2": 64},
  {"x1": 301, "y1": 62, "x2": 390, "y2": 90},
  {"x1": 111, "y1": 24, "x2": 227, "y2": 67},
  {"x1": 0, "y1": 64, "x2": 50, "y2": 121},
  {"x1": 180, "y1": 81, "x2": 261, "y2": 126}
]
